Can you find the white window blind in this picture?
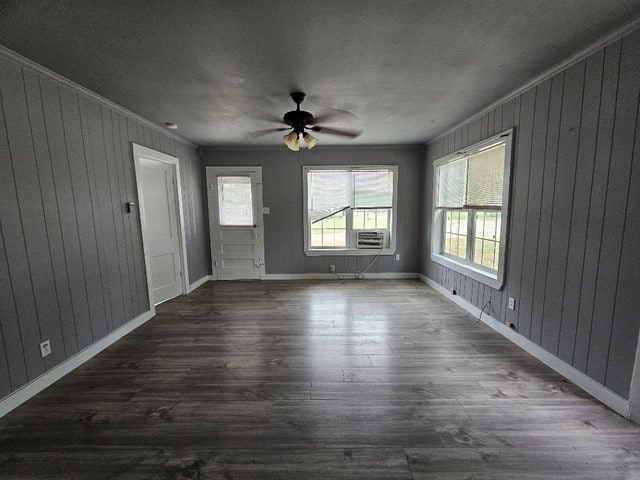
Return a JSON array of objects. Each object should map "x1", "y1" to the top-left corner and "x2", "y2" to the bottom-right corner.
[
  {"x1": 354, "y1": 170, "x2": 394, "y2": 208},
  {"x1": 436, "y1": 158, "x2": 467, "y2": 208},
  {"x1": 309, "y1": 169, "x2": 394, "y2": 223},
  {"x1": 436, "y1": 141, "x2": 505, "y2": 209},
  {"x1": 466, "y1": 144, "x2": 505, "y2": 207},
  {"x1": 308, "y1": 171, "x2": 351, "y2": 223}
]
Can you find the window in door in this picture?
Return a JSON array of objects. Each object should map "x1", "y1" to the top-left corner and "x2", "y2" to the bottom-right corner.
[{"x1": 217, "y1": 176, "x2": 253, "y2": 226}]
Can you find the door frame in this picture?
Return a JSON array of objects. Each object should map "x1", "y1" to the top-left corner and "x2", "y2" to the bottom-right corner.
[
  {"x1": 206, "y1": 166, "x2": 266, "y2": 280},
  {"x1": 133, "y1": 144, "x2": 190, "y2": 307}
]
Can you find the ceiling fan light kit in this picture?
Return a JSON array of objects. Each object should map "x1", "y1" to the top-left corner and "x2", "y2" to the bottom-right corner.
[
  {"x1": 283, "y1": 131, "x2": 300, "y2": 151},
  {"x1": 283, "y1": 130, "x2": 317, "y2": 151},
  {"x1": 303, "y1": 132, "x2": 317, "y2": 149}
]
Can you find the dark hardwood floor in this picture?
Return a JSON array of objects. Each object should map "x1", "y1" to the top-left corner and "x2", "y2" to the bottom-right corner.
[{"x1": 1, "y1": 280, "x2": 639, "y2": 479}]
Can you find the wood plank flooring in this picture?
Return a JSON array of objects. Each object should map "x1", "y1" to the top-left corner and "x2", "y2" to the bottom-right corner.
[{"x1": 1, "y1": 280, "x2": 639, "y2": 479}]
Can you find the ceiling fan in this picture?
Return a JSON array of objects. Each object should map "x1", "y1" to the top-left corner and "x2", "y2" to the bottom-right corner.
[{"x1": 257, "y1": 92, "x2": 362, "y2": 151}]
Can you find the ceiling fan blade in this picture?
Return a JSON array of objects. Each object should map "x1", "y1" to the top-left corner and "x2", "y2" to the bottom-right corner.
[
  {"x1": 249, "y1": 127, "x2": 291, "y2": 137},
  {"x1": 311, "y1": 126, "x2": 362, "y2": 138},
  {"x1": 249, "y1": 112, "x2": 288, "y2": 125},
  {"x1": 310, "y1": 108, "x2": 356, "y2": 125}
]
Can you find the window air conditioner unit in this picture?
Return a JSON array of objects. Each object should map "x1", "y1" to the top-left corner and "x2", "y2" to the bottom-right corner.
[{"x1": 356, "y1": 230, "x2": 386, "y2": 249}]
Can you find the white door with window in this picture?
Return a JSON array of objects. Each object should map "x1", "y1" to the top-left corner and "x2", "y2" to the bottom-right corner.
[
  {"x1": 135, "y1": 146, "x2": 187, "y2": 305},
  {"x1": 206, "y1": 167, "x2": 265, "y2": 280}
]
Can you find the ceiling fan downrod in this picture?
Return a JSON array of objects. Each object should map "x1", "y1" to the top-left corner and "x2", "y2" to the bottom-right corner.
[{"x1": 283, "y1": 91, "x2": 313, "y2": 134}]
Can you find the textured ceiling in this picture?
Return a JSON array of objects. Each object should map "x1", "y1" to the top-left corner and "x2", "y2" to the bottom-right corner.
[{"x1": 1, "y1": 0, "x2": 639, "y2": 147}]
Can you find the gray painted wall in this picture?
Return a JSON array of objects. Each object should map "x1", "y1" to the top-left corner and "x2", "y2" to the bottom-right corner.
[
  {"x1": 203, "y1": 146, "x2": 424, "y2": 275},
  {"x1": 0, "y1": 50, "x2": 208, "y2": 400},
  {"x1": 422, "y1": 29, "x2": 640, "y2": 399}
]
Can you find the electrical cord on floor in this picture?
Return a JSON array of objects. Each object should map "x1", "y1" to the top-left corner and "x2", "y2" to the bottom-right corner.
[
  {"x1": 478, "y1": 300, "x2": 491, "y2": 323},
  {"x1": 355, "y1": 246, "x2": 385, "y2": 279}
]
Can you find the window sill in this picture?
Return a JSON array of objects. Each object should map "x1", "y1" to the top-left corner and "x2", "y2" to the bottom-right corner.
[
  {"x1": 306, "y1": 248, "x2": 395, "y2": 257},
  {"x1": 431, "y1": 253, "x2": 503, "y2": 290}
]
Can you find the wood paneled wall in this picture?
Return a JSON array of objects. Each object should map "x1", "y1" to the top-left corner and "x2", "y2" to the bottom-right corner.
[
  {"x1": 422, "y1": 29, "x2": 640, "y2": 398},
  {"x1": 203, "y1": 146, "x2": 424, "y2": 275},
  {"x1": 0, "y1": 51, "x2": 208, "y2": 400}
]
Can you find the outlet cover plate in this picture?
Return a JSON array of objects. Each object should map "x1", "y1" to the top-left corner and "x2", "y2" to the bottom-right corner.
[
  {"x1": 508, "y1": 297, "x2": 515, "y2": 310},
  {"x1": 40, "y1": 340, "x2": 51, "y2": 358}
]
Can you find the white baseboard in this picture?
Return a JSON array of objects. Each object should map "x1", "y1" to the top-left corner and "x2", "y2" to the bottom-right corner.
[
  {"x1": 187, "y1": 275, "x2": 209, "y2": 292},
  {"x1": 263, "y1": 272, "x2": 420, "y2": 280},
  {"x1": 419, "y1": 275, "x2": 630, "y2": 418},
  {"x1": 263, "y1": 273, "x2": 336, "y2": 280},
  {"x1": 349, "y1": 272, "x2": 419, "y2": 279},
  {"x1": 0, "y1": 309, "x2": 155, "y2": 418},
  {"x1": 628, "y1": 329, "x2": 640, "y2": 423}
]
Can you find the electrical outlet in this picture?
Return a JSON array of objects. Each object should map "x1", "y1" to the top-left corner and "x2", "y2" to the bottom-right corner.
[
  {"x1": 395, "y1": 253, "x2": 400, "y2": 261},
  {"x1": 40, "y1": 340, "x2": 51, "y2": 358},
  {"x1": 508, "y1": 297, "x2": 516, "y2": 310},
  {"x1": 330, "y1": 264, "x2": 336, "y2": 274}
]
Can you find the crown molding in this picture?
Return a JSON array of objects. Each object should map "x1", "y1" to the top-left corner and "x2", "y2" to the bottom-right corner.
[
  {"x1": 428, "y1": 15, "x2": 640, "y2": 145},
  {"x1": 203, "y1": 143, "x2": 423, "y2": 153},
  {"x1": 0, "y1": 44, "x2": 197, "y2": 148}
]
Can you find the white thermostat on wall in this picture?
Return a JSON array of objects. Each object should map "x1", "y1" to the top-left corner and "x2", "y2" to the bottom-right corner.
[{"x1": 263, "y1": 207, "x2": 270, "y2": 214}]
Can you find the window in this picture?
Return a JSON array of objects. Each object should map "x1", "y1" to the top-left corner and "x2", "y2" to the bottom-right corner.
[
  {"x1": 217, "y1": 176, "x2": 253, "y2": 226},
  {"x1": 431, "y1": 129, "x2": 513, "y2": 289},
  {"x1": 303, "y1": 166, "x2": 398, "y2": 255}
]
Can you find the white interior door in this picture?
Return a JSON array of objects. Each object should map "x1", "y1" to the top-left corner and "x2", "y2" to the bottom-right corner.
[
  {"x1": 206, "y1": 167, "x2": 265, "y2": 280},
  {"x1": 136, "y1": 153, "x2": 184, "y2": 304}
]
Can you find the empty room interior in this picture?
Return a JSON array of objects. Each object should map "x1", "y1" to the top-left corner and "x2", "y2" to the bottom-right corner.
[{"x1": 2, "y1": 1, "x2": 640, "y2": 478}]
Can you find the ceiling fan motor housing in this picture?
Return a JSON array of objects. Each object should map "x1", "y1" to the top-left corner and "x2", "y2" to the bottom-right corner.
[{"x1": 283, "y1": 110, "x2": 313, "y2": 133}]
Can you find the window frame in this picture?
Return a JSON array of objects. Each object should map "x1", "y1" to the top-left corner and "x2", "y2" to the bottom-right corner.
[
  {"x1": 431, "y1": 129, "x2": 514, "y2": 289},
  {"x1": 303, "y1": 165, "x2": 399, "y2": 256}
]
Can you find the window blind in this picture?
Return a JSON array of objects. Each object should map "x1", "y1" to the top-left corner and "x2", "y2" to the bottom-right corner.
[
  {"x1": 353, "y1": 170, "x2": 393, "y2": 208},
  {"x1": 308, "y1": 171, "x2": 351, "y2": 223},
  {"x1": 436, "y1": 141, "x2": 505, "y2": 209},
  {"x1": 466, "y1": 144, "x2": 505, "y2": 207},
  {"x1": 436, "y1": 158, "x2": 467, "y2": 208},
  {"x1": 308, "y1": 169, "x2": 394, "y2": 223}
]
